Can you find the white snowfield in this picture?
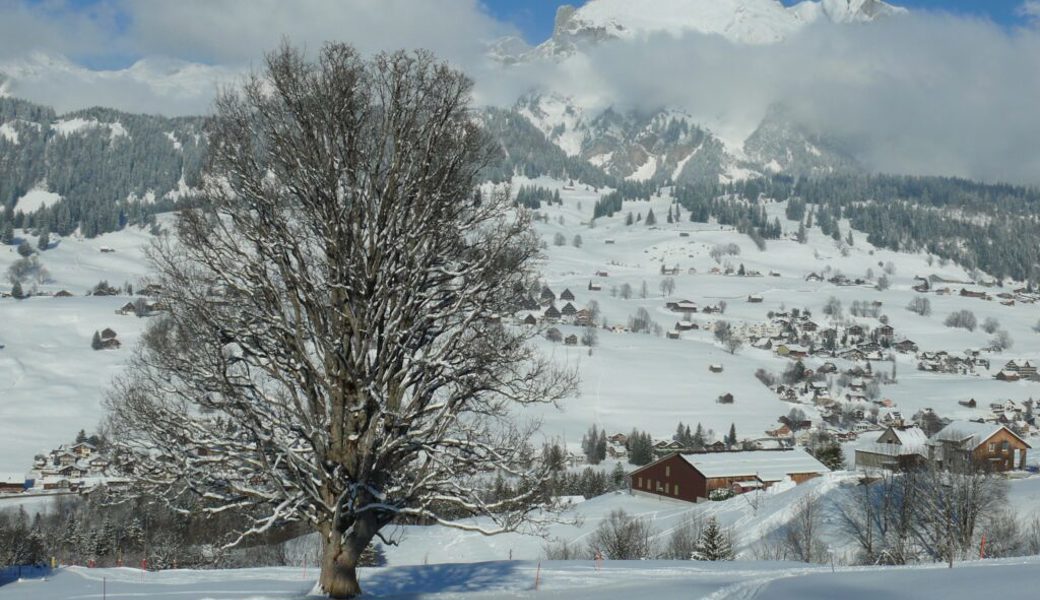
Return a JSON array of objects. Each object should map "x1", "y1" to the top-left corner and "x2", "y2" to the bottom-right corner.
[
  {"x1": 2, "y1": 556, "x2": 1040, "y2": 599},
  {"x1": 3, "y1": 175, "x2": 1040, "y2": 477}
]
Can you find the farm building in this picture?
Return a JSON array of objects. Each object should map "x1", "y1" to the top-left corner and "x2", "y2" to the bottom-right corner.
[
  {"x1": 628, "y1": 450, "x2": 829, "y2": 503},
  {"x1": 854, "y1": 426, "x2": 929, "y2": 471},
  {"x1": 928, "y1": 421, "x2": 1031, "y2": 472}
]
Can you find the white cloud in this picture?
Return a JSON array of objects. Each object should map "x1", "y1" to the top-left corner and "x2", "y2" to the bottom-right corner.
[
  {"x1": 0, "y1": 2, "x2": 1039, "y2": 184},
  {"x1": 1018, "y1": 1, "x2": 1040, "y2": 23}
]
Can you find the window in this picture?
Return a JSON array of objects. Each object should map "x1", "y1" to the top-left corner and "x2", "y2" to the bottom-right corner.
[
  {"x1": 665, "y1": 466, "x2": 671, "y2": 477},
  {"x1": 637, "y1": 477, "x2": 642, "y2": 488},
  {"x1": 988, "y1": 443, "x2": 996, "y2": 452},
  {"x1": 1002, "y1": 441, "x2": 1010, "y2": 452},
  {"x1": 674, "y1": 484, "x2": 679, "y2": 496}
]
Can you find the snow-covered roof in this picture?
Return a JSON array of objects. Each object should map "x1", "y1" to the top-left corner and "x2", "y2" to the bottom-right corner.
[
  {"x1": 931, "y1": 421, "x2": 1029, "y2": 450},
  {"x1": 0, "y1": 473, "x2": 26, "y2": 485},
  {"x1": 888, "y1": 426, "x2": 928, "y2": 451},
  {"x1": 680, "y1": 450, "x2": 829, "y2": 482}
]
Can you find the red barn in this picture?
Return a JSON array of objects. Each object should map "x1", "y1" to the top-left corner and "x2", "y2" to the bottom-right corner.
[{"x1": 628, "y1": 450, "x2": 829, "y2": 503}]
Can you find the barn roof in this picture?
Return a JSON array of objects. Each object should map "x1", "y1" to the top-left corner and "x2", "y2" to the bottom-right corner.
[{"x1": 679, "y1": 450, "x2": 829, "y2": 482}]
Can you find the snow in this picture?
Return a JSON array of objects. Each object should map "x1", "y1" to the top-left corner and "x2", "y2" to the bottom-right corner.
[
  {"x1": 626, "y1": 156, "x2": 657, "y2": 181},
  {"x1": 51, "y1": 117, "x2": 97, "y2": 136},
  {"x1": 4, "y1": 553, "x2": 1040, "y2": 599},
  {"x1": 0, "y1": 225, "x2": 156, "y2": 472},
  {"x1": 0, "y1": 122, "x2": 18, "y2": 144},
  {"x1": 165, "y1": 131, "x2": 182, "y2": 150},
  {"x1": 14, "y1": 187, "x2": 61, "y2": 213},
  {"x1": 52, "y1": 118, "x2": 128, "y2": 141},
  {"x1": 678, "y1": 450, "x2": 829, "y2": 481},
  {"x1": 564, "y1": 0, "x2": 904, "y2": 46}
]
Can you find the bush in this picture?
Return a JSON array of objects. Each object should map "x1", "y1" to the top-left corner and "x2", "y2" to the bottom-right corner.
[
  {"x1": 709, "y1": 488, "x2": 735, "y2": 501},
  {"x1": 907, "y1": 296, "x2": 931, "y2": 316},
  {"x1": 586, "y1": 509, "x2": 654, "y2": 560},
  {"x1": 944, "y1": 310, "x2": 977, "y2": 331},
  {"x1": 982, "y1": 317, "x2": 1000, "y2": 334}
]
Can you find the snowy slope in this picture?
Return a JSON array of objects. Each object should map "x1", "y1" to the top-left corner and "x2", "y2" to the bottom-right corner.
[{"x1": 3, "y1": 554, "x2": 1040, "y2": 599}]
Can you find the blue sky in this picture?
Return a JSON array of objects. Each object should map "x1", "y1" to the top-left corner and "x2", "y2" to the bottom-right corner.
[{"x1": 482, "y1": 0, "x2": 1036, "y2": 42}]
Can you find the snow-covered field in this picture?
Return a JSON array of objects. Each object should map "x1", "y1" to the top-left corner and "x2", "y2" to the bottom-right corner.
[
  {"x1": 3, "y1": 176, "x2": 1040, "y2": 473},
  {"x1": 3, "y1": 556, "x2": 1040, "y2": 599}
]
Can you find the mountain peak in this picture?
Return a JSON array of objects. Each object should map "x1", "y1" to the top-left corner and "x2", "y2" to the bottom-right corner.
[{"x1": 532, "y1": 0, "x2": 905, "y2": 55}]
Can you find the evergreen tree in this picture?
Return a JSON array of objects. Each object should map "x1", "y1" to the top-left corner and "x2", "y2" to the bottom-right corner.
[
  {"x1": 91, "y1": 330, "x2": 103, "y2": 350},
  {"x1": 11, "y1": 280, "x2": 23, "y2": 299},
  {"x1": 727, "y1": 423, "x2": 737, "y2": 447},
  {"x1": 16, "y1": 240, "x2": 32, "y2": 257},
  {"x1": 37, "y1": 227, "x2": 50, "y2": 250},
  {"x1": 645, "y1": 208, "x2": 656, "y2": 226},
  {"x1": 611, "y1": 462, "x2": 626, "y2": 488},
  {"x1": 625, "y1": 212, "x2": 634, "y2": 226},
  {"x1": 691, "y1": 423, "x2": 706, "y2": 450},
  {"x1": 691, "y1": 517, "x2": 734, "y2": 561}
]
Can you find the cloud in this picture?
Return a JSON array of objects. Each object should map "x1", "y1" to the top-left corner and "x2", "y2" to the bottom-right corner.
[
  {"x1": 1019, "y1": 1, "x2": 1040, "y2": 23},
  {"x1": 0, "y1": 0, "x2": 515, "y2": 115},
  {"x1": 490, "y1": 13, "x2": 1040, "y2": 184},
  {"x1": 1, "y1": 2, "x2": 1039, "y2": 184}
]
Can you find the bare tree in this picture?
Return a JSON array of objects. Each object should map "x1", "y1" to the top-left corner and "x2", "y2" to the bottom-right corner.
[
  {"x1": 659, "y1": 277, "x2": 675, "y2": 296},
  {"x1": 907, "y1": 296, "x2": 932, "y2": 316},
  {"x1": 104, "y1": 44, "x2": 575, "y2": 599},
  {"x1": 587, "y1": 509, "x2": 655, "y2": 560},
  {"x1": 783, "y1": 491, "x2": 825, "y2": 563}
]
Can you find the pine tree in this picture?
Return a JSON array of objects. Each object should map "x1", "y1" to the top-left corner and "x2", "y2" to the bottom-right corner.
[
  {"x1": 625, "y1": 212, "x2": 634, "y2": 226},
  {"x1": 596, "y1": 429, "x2": 607, "y2": 462},
  {"x1": 91, "y1": 330, "x2": 103, "y2": 350},
  {"x1": 38, "y1": 228, "x2": 50, "y2": 251},
  {"x1": 691, "y1": 517, "x2": 734, "y2": 561},
  {"x1": 727, "y1": 423, "x2": 737, "y2": 447},
  {"x1": 11, "y1": 280, "x2": 23, "y2": 299},
  {"x1": 645, "y1": 208, "x2": 657, "y2": 226},
  {"x1": 692, "y1": 423, "x2": 706, "y2": 450}
]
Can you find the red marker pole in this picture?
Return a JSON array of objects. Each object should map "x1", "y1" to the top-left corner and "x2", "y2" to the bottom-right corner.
[{"x1": 534, "y1": 561, "x2": 541, "y2": 591}]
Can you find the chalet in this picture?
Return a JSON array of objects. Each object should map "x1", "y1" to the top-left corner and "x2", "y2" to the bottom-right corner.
[
  {"x1": 666, "y1": 331, "x2": 681, "y2": 340},
  {"x1": 560, "y1": 288, "x2": 575, "y2": 302},
  {"x1": 960, "y1": 289, "x2": 989, "y2": 300},
  {"x1": 100, "y1": 246, "x2": 115, "y2": 253},
  {"x1": 574, "y1": 309, "x2": 593, "y2": 327},
  {"x1": 817, "y1": 362, "x2": 838, "y2": 374},
  {"x1": 628, "y1": 450, "x2": 829, "y2": 503},
  {"x1": 543, "y1": 305, "x2": 561, "y2": 321},
  {"x1": 776, "y1": 344, "x2": 809, "y2": 359},
  {"x1": 928, "y1": 421, "x2": 1031, "y2": 472},
  {"x1": 877, "y1": 325, "x2": 894, "y2": 339},
  {"x1": 1004, "y1": 360, "x2": 1038, "y2": 379},
  {"x1": 705, "y1": 441, "x2": 728, "y2": 452},
  {"x1": 855, "y1": 426, "x2": 931, "y2": 471},
  {"x1": 54, "y1": 290, "x2": 74, "y2": 297},
  {"x1": 717, "y1": 393, "x2": 734, "y2": 404},
  {"x1": 522, "y1": 313, "x2": 538, "y2": 326},
  {"x1": 893, "y1": 339, "x2": 919, "y2": 353},
  {"x1": 847, "y1": 325, "x2": 865, "y2": 337},
  {"x1": 70, "y1": 442, "x2": 95, "y2": 458},
  {"x1": 666, "y1": 300, "x2": 698, "y2": 313},
  {"x1": 959, "y1": 398, "x2": 977, "y2": 408},
  {"x1": 588, "y1": 281, "x2": 602, "y2": 292},
  {"x1": 766, "y1": 424, "x2": 793, "y2": 438},
  {"x1": 747, "y1": 294, "x2": 764, "y2": 303},
  {"x1": 58, "y1": 465, "x2": 87, "y2": 478},
  {"x1": 608, "y1": 433, "x2": 628, "y2": 445},
  {"x1": 708, "y1": 364, "x2": 724, "y2": 374},
  {"x1": 560, "y1": 302, "x2": 577, "y2": 317},
  {"x1": 801, "y1": 321, "x2": 819, "y2": 333},
  {"x1": 564, "y1": 334, "x2": 578, "y2": 346},
  {"x1": 540, "y1": 287, "x2": 556, "y2": 303},
  {"x1": 118, "y1": 301, "x2": 137, "y2": 315},
  {"x1": 653, "y1": 440, "x2": 686, "y2": 456},
  {"x1": 995, "y1": 370, "x2": 1021, "y2": 382},
  {"x1": 0, "y1": 474, "x2": 25, "y2": 494},
  {"x1": 595, "y1": 271, "x2": 609, "y2": 277},
  {"x1": 675, "y1": 321, "x2": 698, "y2": 332},
  {"x1": 805, "y1": 272, "x2": 824, "y2": 282}
]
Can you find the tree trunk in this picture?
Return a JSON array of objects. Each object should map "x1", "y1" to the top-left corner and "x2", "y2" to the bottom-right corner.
[{"x1": 319, "y1": 526, "x2": 362, "y2": 599}]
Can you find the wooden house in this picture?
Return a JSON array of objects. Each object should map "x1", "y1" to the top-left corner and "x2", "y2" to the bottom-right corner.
[
  {"x1": 708, "y1": 364, "x2": 724, "y2": 373},
  {"x1": 0, "y1": 474, "x2": 25, "y2": 494},
  {"x1": 543, "y1": 305, "x2": 561, "y2": 321},
  {"x1": 628, "y1": 450, "x2": 829, "y2": 503},
  {"x1": 522, "y1": 313, "x2": 538, "y2": 326},
  {"x1": 561, "y1": 302, "x2": 577, "y2": 317},
  {"x1": 854, "y1": 426, "x2": 929, "y2": 471},
  {"x1": 929, "y1": 421, "x2": 1030, "y2": 471}
]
